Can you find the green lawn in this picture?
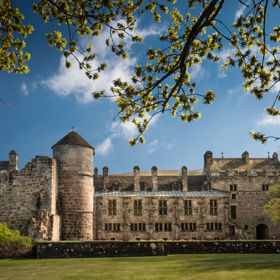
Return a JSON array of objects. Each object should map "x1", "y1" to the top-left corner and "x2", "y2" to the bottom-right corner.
[{"x1": 0, "y1": 254, "x2": 280, "y2": 280}]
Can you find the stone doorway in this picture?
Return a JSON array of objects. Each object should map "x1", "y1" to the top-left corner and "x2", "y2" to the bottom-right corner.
[{"x1": 256, "y1": 224, "x2": 269, "y2": 239}]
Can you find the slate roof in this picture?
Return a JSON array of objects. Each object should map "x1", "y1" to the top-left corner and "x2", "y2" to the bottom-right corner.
[
  {"x1": 0, "y1": 161, "x2": 9, "y2": 171},
  {"x1": 95, "y1": 190, "x2": 226, "y2": 197},
  {"x1": 188, "y1": 175, "x2": 207, "y2": 191},
  {"x1": 94, "y1": 174, "x2": 208, "y2": 192},
  {"x1": 52, "y1": 131, "x2": 94, "y2": 149}
]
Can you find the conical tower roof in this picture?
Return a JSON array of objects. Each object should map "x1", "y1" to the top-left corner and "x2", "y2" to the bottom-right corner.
[{"x1": 52, "y1": 131, "x2": 94, "y2": 149}]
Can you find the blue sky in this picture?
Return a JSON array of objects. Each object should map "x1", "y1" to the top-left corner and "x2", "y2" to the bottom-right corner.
[{"x1": 1, "y1": 0, "x2": 280, "y2": 174}]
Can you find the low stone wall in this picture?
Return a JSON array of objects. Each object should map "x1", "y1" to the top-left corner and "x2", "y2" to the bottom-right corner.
[
  {"x1": 34, "y1": 241, "x2": 280, "y2": 259},
  {"x1": 35, "y1": 241, "x2": 165, "y2": 259},
  {"x1": 164, "y1": 241, "x2": 280, "y2": 254}
]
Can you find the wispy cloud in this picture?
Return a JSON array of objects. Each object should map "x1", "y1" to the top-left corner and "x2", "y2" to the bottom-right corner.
[
  {"x1": 215, "y1": 48, "x2": 236, "y2": 79},
  {"x1": 227, "y1": 87, "x2": 240, "y2": 94},
  {"x1": 162, "y1": 139, "x2": 176, "y2": 149},
  {"x1": 235, "y1": 1, "x2": 250, "y2": 21},
  {"x1": 96, "y1": 138, "x2": 113, "y2": 156},
  {"x1": 21, "y1": 83, "x2": 28, "y2": 95},
  {"x1": 189, "y1": 64, "x2": 209, "y2": 81},
  {"x1": 96, "y1": 113, "x2": 160, "y2": 156},
  {"x1": 256, "y1": 115, "x2": 280, "y2": 126},
  {"x1": 217, "y1": 70, "x2": 227, "y2": 79},
  {"x1": 110, "y1": 120, "x2": 139, "y2": 140},
  {"x1": 147, "y1": 139, "x2": 158, "y2": 153},
  {"x1": 110, "y1": 113, "x2": 160, "y2": 140}
]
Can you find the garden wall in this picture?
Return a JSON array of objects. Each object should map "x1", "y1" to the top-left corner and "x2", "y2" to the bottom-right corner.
[
  {"x1": 35, "y1": 241, "x2": 165, "y2": 258},
  {"x1": 34, "y1": 241, "x2": 280, "y2": 259},
  {"x1": 164, "y1": 241, "x2": 280, "y2": 254}
]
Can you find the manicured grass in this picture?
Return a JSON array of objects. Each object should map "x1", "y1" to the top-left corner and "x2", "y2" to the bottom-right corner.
[{"x1": 0, "y1": 254, "x2": 280, "y2": 280}]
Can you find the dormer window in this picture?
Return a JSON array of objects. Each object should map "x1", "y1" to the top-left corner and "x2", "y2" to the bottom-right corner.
[
  {"x1": 140, "y1": 182, "x2": 146, "y2": 192},
  {"x1": 113, "y1": 182, "x2": 120, "y2": 191},
  {"x1": 173, "y1": 183, "x2": 181, "y2": 191}
]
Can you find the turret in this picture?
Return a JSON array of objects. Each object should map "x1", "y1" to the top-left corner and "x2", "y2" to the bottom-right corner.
[
  {"x1": 133, "y1": 166, "x2": 140, "y2": 191},
  {"x1": 181, "y1": 166, "x2": 188, "y2": 191},
  {"x1": 52, "y1": 131, "x2": 94, "y2": 240},
  {"x1": 103, "y1": 166, "x2": 109, "y2": 191},
  {"x1": 151, "y1": 166, "x2": 158, "y2": 191},
  {"x1": 9, "y1": 150, "x2": 18, "y2": 171},
  {"x1": 242, "y1": 151, "x2": 249, "y2": 164}
]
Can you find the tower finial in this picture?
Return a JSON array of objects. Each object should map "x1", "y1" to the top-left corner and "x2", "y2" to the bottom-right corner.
[
  {"x1": 71, "y1": 126, "x2": 75, "y2": 131},
  {"x1": 221, "y1": 152, "x2": 223, "y2": 158}
]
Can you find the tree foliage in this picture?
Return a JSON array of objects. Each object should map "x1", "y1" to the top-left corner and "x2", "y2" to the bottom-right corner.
[
  {"x1": 263, "y1": 184, "x2": 280, "y2": 225},
  {"x1": 1, "y1": 0, "x2": 280, "y2": 144},
  {"x1": 0, "y1": 223, "x2": 33, "y2": 258},
  {"x1": 0, "y1": 0, "x2": 33, "y2": 73}
]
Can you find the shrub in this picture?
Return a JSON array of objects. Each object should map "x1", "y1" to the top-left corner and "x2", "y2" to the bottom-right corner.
[{"x1": 0, "y1": 223, "x2": 33, "y2": 258}]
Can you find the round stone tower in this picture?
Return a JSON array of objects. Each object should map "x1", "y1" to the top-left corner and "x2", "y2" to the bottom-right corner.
[{"x1": 52, "y1": 131, "x2": 94, "y2": 240}]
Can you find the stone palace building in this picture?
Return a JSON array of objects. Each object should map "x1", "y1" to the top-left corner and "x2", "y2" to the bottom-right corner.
[{"x1": 0, "y1": 131, "x2": 279, "y2": 241}]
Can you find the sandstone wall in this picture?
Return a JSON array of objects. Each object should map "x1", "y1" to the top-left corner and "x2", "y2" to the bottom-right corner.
[
  {"x1": 0, "y1": 156, "x2": 59, "y2": 240},
  {"x1": 210, "y1": 173, "x2": 279, "y2": 239},
  {"x1": 53, "y1": 145, "x2": 94, "y2": 240},
  {"x1": 94, "y1": 195, "x2": 228, "y2": 241}
]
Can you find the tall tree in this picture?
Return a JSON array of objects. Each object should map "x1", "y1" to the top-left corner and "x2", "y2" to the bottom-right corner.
[
  {"x1": 263, "y1": 184, "x2": 280, "y2": 224},
  {"x1": 1, "y1": 0, "x2": 280, "y2": 144}
]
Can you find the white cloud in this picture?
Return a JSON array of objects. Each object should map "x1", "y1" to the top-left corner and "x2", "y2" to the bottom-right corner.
[
  {"x1": 96, "y1": 113, "x2": 160, "y2": 156},
  {"x1": 235, "y1": 1, "x2": 250, "y2": 21},
  {"x1": 215, "y1": 48, "x2": 236, "y2": 79},
  {"x1": 110, "y1": 113, "x2": 160, "y2": 140},
  {"x1": 21, "y1": 83, "x2": 28, "y2": 95},
  {"x1": 111, "y1": 120, "x2": 139, "y2": 139},
  {"x1": 189, "y1": 64, "x2": 209, "y2": 81},
  {"x1": 218, "y1": 48, "x2": 236, "y2": 63},
  {"x1": 41, "y1": 23, "x2": 163, "y2": 103},
  {"x1": 257, "y1": 115, "x2": 280, "y2": 126},
  {"x1": 227, "y1": 87, "x2": 240, "y2": 94},
  {"x1": 147, "y1": 139, "x2": 158, "y2": 153},
  {"x1": 270, "y1": 82, "x2": 280, "y2": 94},
  {"x1": 41, "y1": 53, "x2": 136, "y2": 103},
  {"x1": 217, "y1": 70, "x2": 227, "y2": 79},
  {"x1": 162, "y1": 139, "x2": 176, "y2": 149},
  {"x1": 96, "y1": 138, "x2": 113, "y2": 156}
]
